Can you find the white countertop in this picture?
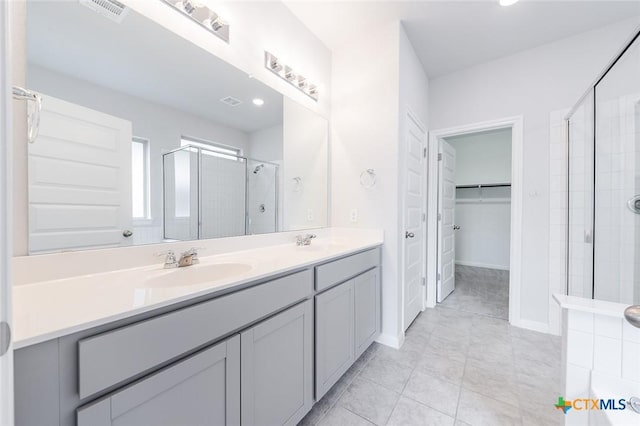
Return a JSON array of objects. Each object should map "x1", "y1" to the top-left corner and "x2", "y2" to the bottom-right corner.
[
  {"x1": 552, "y1": 293, "x2": 629, "y2": 318},
  {"x1": 13, "y1": 235, "x2": 383, "y2": 349}
]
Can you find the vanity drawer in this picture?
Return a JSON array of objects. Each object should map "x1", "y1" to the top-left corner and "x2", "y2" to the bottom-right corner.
[
  {"x1": 78, "y1": 269, "x2": 312, "y2": 399},
  {"x1": 315, "y1": 248, "x2": 380, "y2": 292}
]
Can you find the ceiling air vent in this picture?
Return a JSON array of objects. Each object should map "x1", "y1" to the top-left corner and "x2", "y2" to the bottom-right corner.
[
  {"x1": 220, "y1": 96, "x2": 243, "y2": 107},
  {"x1": 79, "y1": 0, "x2": 129, "y2": 23}
]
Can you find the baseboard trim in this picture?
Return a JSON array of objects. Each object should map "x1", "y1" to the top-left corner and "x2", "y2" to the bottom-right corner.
[
  {"x1": 375, "y1": 332, "x2": 404, "y2": 349},
  {"x1": 456, "y1": 260, "x2": 510, "y2": 271},
  {"x1": 511, "y1": 317, "x2": 551, "y2": 334}
]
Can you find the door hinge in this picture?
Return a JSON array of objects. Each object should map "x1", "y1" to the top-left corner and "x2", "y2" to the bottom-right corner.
[
  {"x1": 436, "y1": 272, "x2": 441, "y2": 281},
  {"x1": 437, "y1": 213, "x2": 441, "y2": 221},
  {"x1": 423, "y1": 147, "x2": 427, "y2": 158},
  {"x1": 437, "y1": 152, "x2": 442, "y2": 161},
  {"x1": 0, "y1": 321, "x2": 11, "y2": 357},
  {"x1": 422, "y1": 213, "x2": 426, "y2": 222},
  {"x1": 422, "y1": 277, "x2": 426, "y2": 287}
]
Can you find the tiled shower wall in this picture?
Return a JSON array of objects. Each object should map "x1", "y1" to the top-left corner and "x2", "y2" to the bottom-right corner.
[{"x1": 562, "y1": 308, "x2": 640, "y2": 425}]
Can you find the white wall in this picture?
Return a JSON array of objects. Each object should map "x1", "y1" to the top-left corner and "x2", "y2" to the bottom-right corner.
[
  {"x1": 28, "y1": 65, "x2": 251, "y2": 245},
  {"x1": 250, "y1": 125, "x2": 283, "y2": 162},
  {"x1": 446, "y1": 128, "x2": 512, "y2": 185},
  {"x1": 455, "y1": 191, "x2": 511, "y2": 270},
  {"x1": 429, "y1": 17, "x2": 640, "y2": 333},
  {"x1": 283, "y1": 98, "x2": 328, "y2": 231},
  {"x1": 331, "y1": 22, "x2": 429, "y2": 347}
]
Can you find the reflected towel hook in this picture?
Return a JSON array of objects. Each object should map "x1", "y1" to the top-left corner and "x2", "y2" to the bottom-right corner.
[
  {"x1": 292, "y1": 176, "x2": 304, "y2": 192},
  {"x1": 360, "y1": 169, "x2": 376, "y2": 189},
  {"x1": 13, "y1": 86, "x2": 42, "y2": 143}
]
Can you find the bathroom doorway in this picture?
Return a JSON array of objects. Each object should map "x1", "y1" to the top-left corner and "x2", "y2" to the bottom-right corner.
[{"x1": 426, "y1": 117, "x2": 523, "y2": 325}]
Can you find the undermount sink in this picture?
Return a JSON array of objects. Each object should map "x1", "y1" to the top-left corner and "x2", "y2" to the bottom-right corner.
[{"x1": 145, "y1": 263, "x2": 253, "y2": 288}]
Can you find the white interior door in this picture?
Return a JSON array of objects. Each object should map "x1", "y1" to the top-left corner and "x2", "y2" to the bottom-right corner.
[
  {"x1": 28, "y1": 93, "x2": 133, "y2": 253},
  {"x1": 437, "y1": 140, "x2": 456, "y2": 302},
  {"x1": 403, "y1": 114, "x2": 425, "y2": 330}
]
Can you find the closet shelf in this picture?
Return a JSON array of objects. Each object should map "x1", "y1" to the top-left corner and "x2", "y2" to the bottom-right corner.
[
  {"x1": 456, "y1": 198, "x2": 511, "y2": 204},
  {"x1": 456, "y1": 183, "x2": 511, "y2": 189}
]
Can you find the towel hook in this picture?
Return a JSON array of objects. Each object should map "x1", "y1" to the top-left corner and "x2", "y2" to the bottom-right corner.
[{"x1": 360, "y1": 169, "x2": 376, "y2": 189}]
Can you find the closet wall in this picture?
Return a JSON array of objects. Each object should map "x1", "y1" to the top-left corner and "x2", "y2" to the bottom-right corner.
[{"x1": 446, "y1": 128, "x2": 512, "y2": 270}]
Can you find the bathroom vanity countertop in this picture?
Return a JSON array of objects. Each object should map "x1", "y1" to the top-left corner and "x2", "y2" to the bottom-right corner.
[{"x1": 13, "y1": 237, "x2": 383, "y2": 349}]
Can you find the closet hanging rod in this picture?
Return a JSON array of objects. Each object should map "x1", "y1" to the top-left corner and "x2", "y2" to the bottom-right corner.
[{"x1": 456, "y1": 183, "x2": 511, "y2": 189}]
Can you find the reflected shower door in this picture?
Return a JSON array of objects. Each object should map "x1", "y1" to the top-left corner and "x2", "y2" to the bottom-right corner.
[{"x1": 200, "y1": 152, "x2": 246, "y2": 239}]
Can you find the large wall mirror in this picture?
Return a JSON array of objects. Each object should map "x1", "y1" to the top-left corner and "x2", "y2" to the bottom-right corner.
[{"x1": 24, "y1": 0, "x2": 328, "y2": 254}]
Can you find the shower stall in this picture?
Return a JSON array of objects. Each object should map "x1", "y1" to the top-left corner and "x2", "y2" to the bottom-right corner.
[
  {"x1": 162, "y1": 145, "x2": 279, "y2": 241},
  {"x1": 566, "y1": 28, "x2": 640, "y2": 305}
]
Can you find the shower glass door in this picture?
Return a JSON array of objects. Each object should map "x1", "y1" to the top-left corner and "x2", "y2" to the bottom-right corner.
[{"x1": 593, "y1": 33, "x2": 640, "y2": 304}]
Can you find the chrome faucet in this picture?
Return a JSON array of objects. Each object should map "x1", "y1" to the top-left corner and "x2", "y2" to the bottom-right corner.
[
  {"x1": 157, "y1": 248, "x2": 201, "y2": 269},
  {"x1": 158, "y1": 250, "x2": 178, "y2": 269},
  {"x1": 178, "y1": 248, "x2": 201, "y2": 267},
  {"x1": 296, "y1": 234, "x2": 317, "y2": 246}
]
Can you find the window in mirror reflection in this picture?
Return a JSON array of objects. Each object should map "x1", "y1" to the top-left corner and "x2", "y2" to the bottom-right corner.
[
  {"x1": 131, "y1": 137, "x2": 150, "y2": 219},
  {"x1": 180, "y1": 136, "x2": 242, "y2": 161}
]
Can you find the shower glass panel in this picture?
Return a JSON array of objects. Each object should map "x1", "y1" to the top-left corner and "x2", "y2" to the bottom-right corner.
[
  {"x1": 163, "y1": 147, "x2": 199, "y2": 241},
  {"x1": 593, "y1": 33, "x2": 640, "y2": 304},
  {"x1": 567, "y1": 30, "x2": 640, "y2": 305},
  {"x1": 247, "y1": 160, "x2": 279, "y2": 235}
]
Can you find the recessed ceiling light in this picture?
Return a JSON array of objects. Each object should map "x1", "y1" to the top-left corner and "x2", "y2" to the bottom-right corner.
[
  {"x1": 252, "y1": 98, "x2": 265, "y2": 106},
  {"x1": 499, "y1": 0, "x2": 519, "y2": 6}
]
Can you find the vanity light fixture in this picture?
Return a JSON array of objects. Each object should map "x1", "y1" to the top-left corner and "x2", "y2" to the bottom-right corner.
[
  {"x1": 264, "y1": 52, "x2": 319, "y2": 101},
  {"x1": 252, "y1": 98, "x2": 265, "y2": 106},
  {"x1": 499, "y1": 0, "x2": 519, "y2": 6},
  {"x1": 162, "y1": 0, "x2": 229, "y2": 43}
]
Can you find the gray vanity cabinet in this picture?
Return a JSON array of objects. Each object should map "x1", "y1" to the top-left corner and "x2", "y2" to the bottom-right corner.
[
  {"x1": 76, "y1": 334, "x2": 240, "y2": 426},
  {"x1": 354, "y1": 267, "x2": 380, "y2": 358},
  {"x1": 241, "y1": 300, "x2": 313, "y2": 426},
  {"x1": 314, "y1": 249, "x2": 381, "y2": 400},
  {"x1": 315, "y1": 280, "x2": 355, "y2": 399}
]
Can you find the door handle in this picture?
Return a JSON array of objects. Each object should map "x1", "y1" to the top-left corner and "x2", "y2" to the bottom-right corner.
[
  {"x1": 123, "y1": 230, "x2": 133, "y2": 238},
  {"x1": 453, "y1": 225, "x2": 460, "y2": 230},
  {"x1": 405, "y1": 232, "x2": 415, "y2": 239},
  {"x1": 628, "y1": 195, "x2": 640, "y2": 214},
  {"x1": 624, "y1": 305, "x2": 640, "y2": 329}
]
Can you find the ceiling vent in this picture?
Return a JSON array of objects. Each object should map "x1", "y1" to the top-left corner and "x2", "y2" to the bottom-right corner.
[
  {"x1": 79, "y1": 0, "x2": 129, "y2": 23},
  {"x1": 220, "y1": 96, "x2": 243, "y2": 107}
]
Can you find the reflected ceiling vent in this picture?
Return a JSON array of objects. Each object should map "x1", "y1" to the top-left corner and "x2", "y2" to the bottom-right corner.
[
  {"x1": 79, "y1": 0, "x2": 129, "y2": 23},
  {"x1": 220, "y1": 96, "x2": 243, "y2": 107}
]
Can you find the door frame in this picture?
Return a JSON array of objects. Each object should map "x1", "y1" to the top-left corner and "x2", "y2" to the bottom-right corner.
[
  {"x1": 0, "y1": 0, "x2": 14, "y2": 423},
  {"x1": 426, "y1": 116, "x2": 523, "y2": 326},
  {"x1": 400, "y1": 108, "x2": 427, "y2": 332}
]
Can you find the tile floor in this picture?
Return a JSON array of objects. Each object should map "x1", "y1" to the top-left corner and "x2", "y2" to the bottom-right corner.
[
  {"x1": 439, "y1": 266, "x2": 510, "y2": 320},
  {"x1": 300, "y1": 306, "x2": 563, "y2": 426}
]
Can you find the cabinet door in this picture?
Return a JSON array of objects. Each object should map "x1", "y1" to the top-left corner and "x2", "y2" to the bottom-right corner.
[
  {"x1": 354, "y1": 268, "x2": 380, "y2": 358},
  {"x1": 315, "y1": 280, "x2": 355, "y2": 400},
  {"x1": 77, "y1": 334, "x2": 240, "y2": 426},
  {"x1": 241, "y1": 300, "x2": 313, "y2": 426}
]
